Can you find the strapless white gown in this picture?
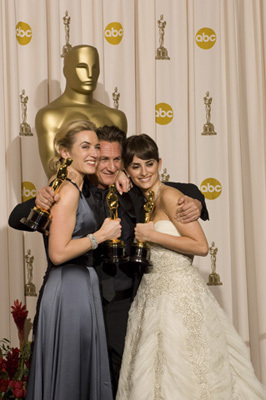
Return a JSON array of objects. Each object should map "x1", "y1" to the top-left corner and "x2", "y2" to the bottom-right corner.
[{"x1": 116, "y1": 221, "x2": 265, "y2": 400}]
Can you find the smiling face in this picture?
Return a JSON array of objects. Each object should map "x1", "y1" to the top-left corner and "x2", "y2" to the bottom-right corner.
[
  {"x1": 95, "y1": 140, "x2": 122, "y2": 189},
  {"x1": 126, "y1": 155, "x2": 162, "y2": 196},
  {"x1": 61, "y1": 130, "x2": 100, "y2": 178}
]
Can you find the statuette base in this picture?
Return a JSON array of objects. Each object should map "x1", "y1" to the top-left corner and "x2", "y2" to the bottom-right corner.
[
  {"x1": 20, "y1": 123, "x2": 33, "y2": 136},
  {"x1": 156, "y1": 47, "x2": 170, "y2": 60},
  {"x1": 207, "y1": 272, "x2": 223, "y2": 286},
  {"x1": 25, "y1": 282, "x2": 37, "y2": 297},
  {"x1": 129, "y1": 242, "x2": 151, "y2": 267},
  {"x1": 201, "y1": 123, "x2": 217, "y2": 135},
  {"x1": 21, "y1": 207, "x2": 51, "y2": 236},
  {"x1": 104, "y1": 240, "x2": 129, "y2": 263}
]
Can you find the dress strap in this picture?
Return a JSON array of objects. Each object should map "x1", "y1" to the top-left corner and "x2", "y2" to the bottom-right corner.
[{"x1": 66, "y1": 178, "x2": 82, "y2": 196}]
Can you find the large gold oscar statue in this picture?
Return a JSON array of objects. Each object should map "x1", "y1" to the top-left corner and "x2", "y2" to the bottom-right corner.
[{"x1": 35, "y1": 45, "x2": 127, "y2": 177}]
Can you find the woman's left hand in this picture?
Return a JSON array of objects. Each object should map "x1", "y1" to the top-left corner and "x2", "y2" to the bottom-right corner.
[
  {"x1": 115, "y1": 170, "x2": 132, "y2": 194},
  {"x1": 134, "y1": 221, "x2": 155, "y2": 242}
]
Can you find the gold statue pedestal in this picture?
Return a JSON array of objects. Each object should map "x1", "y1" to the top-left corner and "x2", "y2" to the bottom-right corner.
[
  {"x1": 104, "y1": 239, "x2": 129, "y2": 264},
  {"x1": 156, "y1": 47, "x2": 170, "y2": 60},
  {"x1": 21, "y1": 208, "x2": 51, "y2": 235},
  {"x1": 201, "y1": 122, "x2": 217, "y2": 135},
  {"x1": 129, "y1": 242, "x2": 151, "y2": 270},
  {"x1": 20, "y1": 122, "x2": 33, "y2": 136},
  {"x1": 207, "y1": 272, "x2": 223, "y2": 286},
  {"x1": 25, "y1": 282, "x2": 37, "y2": 297}
]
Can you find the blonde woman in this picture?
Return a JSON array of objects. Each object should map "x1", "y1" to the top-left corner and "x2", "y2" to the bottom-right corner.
[{"x1": 26, "y1": 120, "x2": 121, "y2": 400}]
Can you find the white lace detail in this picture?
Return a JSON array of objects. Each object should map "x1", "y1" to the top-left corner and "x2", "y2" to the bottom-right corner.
[{"x1": 116, "y1": 221, "x2": 265, "y2": 400}]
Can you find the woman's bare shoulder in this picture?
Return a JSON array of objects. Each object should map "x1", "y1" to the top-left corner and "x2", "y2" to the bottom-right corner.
[
  {"x1": 161, "y1": 184, "x2": 183, "y2": 202},
  {"x1": 54, "y1": 180, "x2": 80, "y2": 206}
]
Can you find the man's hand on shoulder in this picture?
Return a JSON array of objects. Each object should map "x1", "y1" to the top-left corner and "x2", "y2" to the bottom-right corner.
[
  {"x1": 35, "y1": 186, "x2": 59, "y2": 210},
  {"x1": 175, "y1": 195, "x2": 202, "y2": 223}
]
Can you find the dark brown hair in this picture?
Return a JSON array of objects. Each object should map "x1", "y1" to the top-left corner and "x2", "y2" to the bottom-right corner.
[
  {"x1": 96, "y1": 125, "x2": 126, "y2": 148},
  {"x1": 123, "y1": 134, "x2": 159, "y2": 168}
]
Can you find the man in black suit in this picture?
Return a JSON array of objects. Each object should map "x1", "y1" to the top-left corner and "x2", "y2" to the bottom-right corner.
[{"x1": 8, "y1": 125, "x2": 209, "y2": 395}]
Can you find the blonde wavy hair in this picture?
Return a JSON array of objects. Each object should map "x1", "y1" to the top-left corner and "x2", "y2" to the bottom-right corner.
[{"x1": 48, "y1": 119, "x2": 97, "y2": 174}]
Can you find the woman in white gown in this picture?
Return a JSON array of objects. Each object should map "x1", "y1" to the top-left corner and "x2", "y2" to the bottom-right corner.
[{"x1": 116, "y1": 134, "x2": 265, "y2": 400}]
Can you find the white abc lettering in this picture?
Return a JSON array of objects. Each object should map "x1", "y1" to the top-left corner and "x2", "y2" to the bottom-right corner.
[
  {"x1": 105, "y1": 28, "x2": 123, "y2": 37},
  {"x1": 155, "y1": 108, "x2": 173, "y2": 118},
  {"x1": 23, "y1": 187, "x2": 37, "y2": 197},
  {"x1": 196, "y1": 33, "x2": 216, "y2": 43},
  {"x1": 201, "y1": 184, "x2": 221, "y2": 193},
  {"x1": 16, "y1": 27, "x2": 32, "y2": 38}
]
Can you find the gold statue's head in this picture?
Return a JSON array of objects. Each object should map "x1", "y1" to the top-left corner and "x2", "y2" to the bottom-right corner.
[{"x1": 63, "y1": 45, "x2": 100, "y2": 94}]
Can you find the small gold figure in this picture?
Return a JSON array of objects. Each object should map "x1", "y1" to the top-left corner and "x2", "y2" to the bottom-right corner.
[
  {"x1": 105, "y1": 184, "x2": 126, "y2": 261},
  {"x1": 161, "y1": 168, "x2": 170, "y2": 182},
  {"x1": 144, "y1": 190, "x2": 155, "y2": 223},
  {"x1": 52, "y1": 158, "x2": 73, "y2": 192},
  {"x1": 155, "y1": 15, "x2": 170, "y2": 60},
  {"x1": 61, "y1": 11, "x2": 72, "y2": 57},
  {"x1": 129, "y1": 190, "x2": 155, "y2": 266},
  {"x1": 112, "y1": 87, "x2": 120, "y2": 110},
  {"x1": 207, "y1": 242, "x2": 222, "y2": 285},
  {"x1": 106, "y1": 184, "x2": 119, "y2": 220},
  {"x1": 201, "y1": 91, "x2": 217, "y2": 135},
  {"x1": 19, "y1": 89, "x2": 33, "y2": 136},
  {"x1": 25, "y1": 249, "x2": 37, "y2": 296}
]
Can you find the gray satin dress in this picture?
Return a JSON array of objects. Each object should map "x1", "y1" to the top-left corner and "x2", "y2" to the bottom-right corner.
[{"x1": 26, "y1": 184, "x2": 113, "y2": 400}]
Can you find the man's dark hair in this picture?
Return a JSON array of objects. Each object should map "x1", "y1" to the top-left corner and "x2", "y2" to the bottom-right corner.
[{"x1": 96, "y1": 125, "x2": 126, "y2": 148}]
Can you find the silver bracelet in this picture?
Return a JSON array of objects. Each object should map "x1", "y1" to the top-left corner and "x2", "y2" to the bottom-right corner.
[{"x1": 87, "y1": 233, "x2": 98, "y2": 250}]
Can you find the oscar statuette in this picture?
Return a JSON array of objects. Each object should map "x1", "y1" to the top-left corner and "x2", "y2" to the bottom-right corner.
[
  {"x1": 155, "y1": 15, "x2": 170, "y2": 60},
  {"x1": 104, "y1": 184, "x2": 127, "y2": 263},
  {"x1": 207, "y1": 242, "x2": 223, "y2": 285},
  {"x1": 20, "y1": 158, "x2": 72, "y2": 235},
  {"x1": 129, "y1": 190, "x2": 155, "y2": 267},
  {"x1": 61, "y1": 10, "x2": 72, "y2": 57},
  {"x1": 201, "y1": 91, "x2": 217, "y2": 136}
]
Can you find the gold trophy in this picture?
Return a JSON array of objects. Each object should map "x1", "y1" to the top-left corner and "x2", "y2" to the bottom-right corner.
[
  {"x1": 112, "y1": 87, "x2": 120, "y2": 110},
  {"x1": 160, "y1": 167, "x2": 170, "y2": 182},
  {"x1": 61, "y1": 11, "x2": 72, "y2": 57},
  {"x1": 129, "y1": 190, "x2": 155, "y2": 267},
  {"x1": 24, "y1": 249, "x2": 37, "y2": 297},
  {"x1": 20, "y1": 158, "x2": 72, "y2": 235},
  {"x1": 105, "y1": 184, "x2": 127, "y2": 263},
  {"x1": 207, "y1": 242, "x2": 223, "y2": 285},
  {"x1": 155, "y1": 15, "x2": 170, "y2": 60},
  {"x1": 201, "y1": 91, "x2": 217, "y2": 135},
  {"x1": 19, "y1": 90, "x2": 33, "y2": 136}
]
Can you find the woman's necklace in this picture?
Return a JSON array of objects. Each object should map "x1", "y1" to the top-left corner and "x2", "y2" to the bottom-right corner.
[{"x1": 154, "y1": 181, "x2": 162, "y2": 201}]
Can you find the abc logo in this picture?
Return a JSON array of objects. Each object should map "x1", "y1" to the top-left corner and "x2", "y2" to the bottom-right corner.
[
  {"x1": 195, "y1": 28, "x2": 216, "y2": 50},
  {"x1": 155, "y1": 103, "x2": 174, "y2": 125},
  {"x1": 104, "y1": 22, "x2": 123, "y2": 45},
  {"x1": 200, "y1": 178, "x2": 222, "y2": 200},
  {"x1": 22, "y1": 181, "x2": 37, "y2": 202},
  {"x1": 16, "y1": 22, "x2": 32, "y2": 45}
]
